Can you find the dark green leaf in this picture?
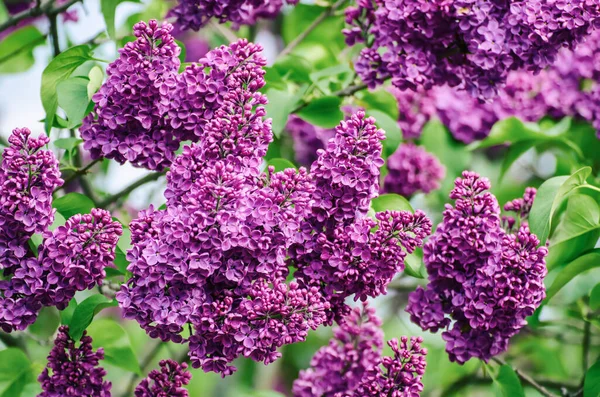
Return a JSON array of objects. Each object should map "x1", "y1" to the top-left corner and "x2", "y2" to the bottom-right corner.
[
  {"x1": 41, "y1": 45, "x2": 95, "y2": 132},
  {"x1": 546, "y1": 249, "x2": 600, "y2": 302},
  {"x1": 371, "y1": 194, "x2": 413, "y2": 213},
  {"x1": 52, "y1": 192, "x2": 95, "y2": 219},
  {"x1": 529, "y1": 167, "x2": 592, "y2": 245},
  {"x1": 0, "y1": 349, "x2": 34, "y2": 397},
  {"x1": 273, "y1": 55, "x2": 313, "y2": 84},
  {"x1": 87, "y1": 318, "x2": 142, "y2": 375},
  {"x1": 296, "y1": 96, "x2": 343, "y2": 129},
  {"x1": 28, "y1": 307, "x2": 60, "y2": 338},
  {"x1": 67, "y1": 294, "x2": 118, "y2": 341},
  {"x1": 584, "y1": 360, "x2": 600, "y2": 397},
  {"x1": 367, "y1": 110, "x2": 402, "y2": 158},
  {"x1": 57, "y1": 77, "x2": 92, "y2": 128},
  {"x1": 267, "y1": 158, "x2": 297, "y2": 172},
  {"x1": 491, "y1": 365, "x2": 525, "y2": 397},
  {"x1": 0, "y1": 26, "x2": 45, "y2": 74},
  {"x1": 546, "y1": 194, "x2": 600, "y2": 269}
]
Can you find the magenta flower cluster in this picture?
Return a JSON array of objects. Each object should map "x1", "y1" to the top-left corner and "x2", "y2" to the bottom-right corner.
[
  {"x1": 169, "y1": 0, "x2": 298, "y2": 31},
  {"x1": 406, "y1": 172, "x2": 547, "y2": 363},
  {"x1": 82, "y1": 21, "x2": 270, "y2": 171},
  {"x1": 38, "y1": 326, "x2": 111, "y2": 397},
  {"x1": 135, "y1": 360, "x2": 192, "y2": 397},
  {"x1": 0, "y1": 128, "x2": 122, "y2": 333},
  {"x1": 345, "y1": 0, "x2": 599, "y2": 99},
  {"x1": 293, "y1": 305, "x2": 427, "y2": 397},
  {"x1": 383, "y1": 143, "x2": 445, "y2": 198}
]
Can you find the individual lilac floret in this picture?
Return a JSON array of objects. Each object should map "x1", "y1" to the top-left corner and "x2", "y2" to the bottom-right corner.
[
  {"x1": 383, "y1": 143, "x2": 445, "y2": 198},
  {"x1": 135, "y1": 360, "x2": 192, "y2": 397},
  {"x1": 38, "y1": 326, "x2": 111, "y2": 397},
  {"x1": 345, "y1": 0, "x2": 600, "y2": 99},
  {"x1": 293, "y1": 305, "x2": 428, "y2": 397},
  {"x1": 81, "y1": 20, "x2": 181, "y2": 170},
  {"x1": 0, "y1": 128, "x2": 63, "y2": 270},
  {"x1": 10, "y1": 209, "x2": 122, "y2": 310},
  {"x1": 169, "y1": 0, "x2": 299, "y2": 31},
  {"x1": 406, "y1": 172, "x2": 547, "y2": 363}
]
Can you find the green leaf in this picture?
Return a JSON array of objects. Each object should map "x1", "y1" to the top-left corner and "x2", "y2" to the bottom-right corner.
[
  {"x1": 367, "y1": 110, "x2": 402, "y2": 158},
  {"x1": 114, "y1": 226, "x2": 132, "y2": 274},
  {"x1": 282, "y1": 4, "x2": 345, "y2": 54},
  {"x1": 0, "y1": 349, "x2": 34, "y2": 397},
  {"x1": 529, "y1": 167, "x2": 592, "y2": 245},
  {"x1": 356, "y1": 89, "x2": 399, "y2": 120},
  {"x1": 101, "y1": 0, "x2": 140, "y2": 39},
  {"x1": 267, "y1": 158, "x2": 297, "y2": 172},
  {"x1": 584, "y1": 360, "x2": 600, "y2": 397},
  {"x1": 371, "y1": 194, "x2": 414, "y2": 213},
  {"x1": 273, "y1": 55, "x2": 313, "y2": 84},
  {"x1": 27, "y1": 234, "x2": 43, "y2": 257},
  {"x1": 491, "y1": 365, "x2": 525, "y2": 397},
  {"x1": 405, "y1": 248, "x2": 425, "y2": 279},
  {"x1": 0, "y1": 26, "x2": 45, "y2": 74},
  {"x1": 470, "y1": 117, "x2": 547, "y2": 149},
  {"x1": 54, "y1": 137, "x2": 83, "y2": 151},
  {"x1": 41, "y1": 45, "x2": 95, "y2": 132},
  {"x1": 296, "y1": 96, "x2": 343, "y2": 129},
  {"x1": 57, "y1": 76, "x2": 93, "y2": 128},
  {"x1": 60, "y1": 298, "x2": 78, "y2": 325},
  {"x1": 590, "y1": 284, "x2": 600, "y2": 311},
  {"x1": 87, "y1": 318, "x2": 142, "y2": 375},
  {"x1": 264, "y1": 86, "x2": 307, "y2": 138},
  {"x1": 546, "y1": 194, "x2": 600, "y2": 269},
  {"x1": 546, "y1": 249, "x2": 600, "y2": 302},
  {"x1": 52, "y1": 192, "x2": 96, "y2": 219},
  {"x1": 87, "y1": 65, "x2": 104, "y2": 99},
  {"x1": 498, "y1": 140, "x2": 536, "y2": 181},
  {"x1": 28, "y1": 307, "x2": 60, "y2": 339},
  {"x1": 309, "y1": 64, "x2": 354, "y2": 95},
  {"x1": 67, "y1": 294, "x2": 118, "y2": 341}
]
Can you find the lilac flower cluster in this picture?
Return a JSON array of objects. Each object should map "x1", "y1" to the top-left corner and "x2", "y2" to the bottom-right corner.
[
  {"x1": 82, "y1": 21, "x2": 271, "y2": 171},
  {"x1": 81, "y1": 20, "x2": 181, "y2": 170},
  {"x1": 285, "y1": 116, "x2": 335, "y2": 167},
  {"x1": 135, "y1": 360, "x2": 192, "y2": 397},
  {"x1": 0, "y1": 128, "x2": 121, "y2": 333},
  {"x1": 38, "y1": 326, "x2": 111, "y2": 397},
  {"x1": 169, "y1": 0, "x2": 299, "y2": 31},
  {"x1": 383, "y1": 143, "x2": 445, "y2": 198},
  {"x1": 289, "y1": 112, "x2": 432, "y2": 322},
  {"x1": 406, "y1": 172, "x2": 547, "y2": 363},
  {"x1": 345, "y1": 0, "x2": 600, "y2": 99},
  {"x1": 293, "y1": 305, "x2": 427, "y2": 397},
  {"x1": 119, "y1": 108, "x2": 431, "y2": 376}
]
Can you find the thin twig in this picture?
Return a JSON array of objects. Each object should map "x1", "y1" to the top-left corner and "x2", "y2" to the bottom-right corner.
[
  {"x1": 48, "y1": 13, "x2": 60, "y2": 56},
  {"x1": 99, "y1": 172, "x2": 165, "y2": 208},
  {"x1": 278, "y1": 0, "x2": 347, "y2": 59},
  {"x1": 492, "y1": 357, "x2": 558, "y2": 397},
  {"x1": 0, "y1": 0, "x2": 81, "y2": 34},
  {"x1": 56, "y1": 158, "x2": 102, "y2": 191}
]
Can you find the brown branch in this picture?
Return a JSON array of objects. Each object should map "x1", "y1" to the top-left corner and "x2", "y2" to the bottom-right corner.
[
  {"x1": 0, "y1": 0, "x2": 81, "y2": 34},
  {"x1": 99, "y1": 172, "x2": 165, "y2": 208}
]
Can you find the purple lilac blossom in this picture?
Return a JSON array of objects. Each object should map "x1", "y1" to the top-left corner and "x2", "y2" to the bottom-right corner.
[
  {"x1": 285, "y1": 116, "x2": 335, "y2": 167},
  {"x1": 344, "y1": 0, "x2": 600, "y2": 99},
  {"x1": 406, "y1": 172, "x2": 547, "y2": 363},
  {"x1": 81, "y1": 20, "x2": 181, "y2": 171},
  {"x1": 383, "y1": 143, "x2": 445, "y2": 197},
  {"x1": 169, "y1": 0, "x2": 299, "y2": 31},
  {"x1": 293, "y1": 305, "x2": 427, "y2": 397},
  {"x1": 135, "y1": 360, "x2": 192, "y2": 397},
  {"x1": 38, "y1": 326, "x2": 111, "y2": 397}
]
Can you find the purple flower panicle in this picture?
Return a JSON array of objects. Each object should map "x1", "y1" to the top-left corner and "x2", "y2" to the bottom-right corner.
[
  {"x1": 135, "y1": 360, "x2": 192, "y2": 397},
  {"x1": 38, "y1": 326, "x2": 111, "y2": 397}
]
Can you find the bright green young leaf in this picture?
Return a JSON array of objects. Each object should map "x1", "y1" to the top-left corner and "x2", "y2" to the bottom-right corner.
[
  {"x1": 267, "y1": 158, "x2": 297, "y2": 172},
  {"x1": 405, "y1": 248, "x2": 426, "y2": 279},
  {"x1": 590, "y1": 284, "x2": 600, "y2": 311},
  {"x1": 101, "y1": 0, "x2": 140, "y2": 39},
  {"x1": 41, "y1": 45, "x2": 95, "y2": 132},
  {"x1": 60, "y1": 298, "x2": 78, "y2": 325},
  {"x1": 273, "y1": 55, "x2": 313, "y2": 84},
  {"x1": 57, "y1": 76, "x2": 92, "y2": 128},
  {"x1": 491, "y1": 365, "x2": 525, "y2": 397},
  {"x1": 529, "y1": 166, "x2": 592, "y2": 245},
  {"x1": 546, "y1": 249, "x2": 600, "y2": 302},
  {"x1": 470, "y1": 117, "x2": 546, "y2": 149},
  {"x1": 28, "y1": 307, "x2": 60, "y2": 339},
  {"x1": 356, "y1": 89, "x2": 399, "y2": 120},
  {"x1": 546, "y1": 194, "x2": 600, "y2": 269},
  {"x1": 371, "y1": 194, "x2": 413, "y2": 213},
  {"x1": 264, "y1": 86, "x2": 307, "y2": 138},
  {"x1": 52, "y1": 192, "x2": 95, "y2": 219},
  {"x1": 87, "y1": 318, "x2": 142, "y2": 375},
  {"x1": 584, "y1": 360, "x2": 600, "y2": 397},
  {"x1": 296, "y1": 96, "x2": 343, "y2": 129},
  {"x1": 309, "y1": 64, "x2": 354, "y2": 95},
  {"x1": 0, "y1": 26, "x2": 45, "y2": 74},
  {"x1": 282, "y1": 4, "x2": 345, "y2": 53},
  {"x1": 368, "y1": 109, "x2": 402, "y2": 158},
  {"x1": 49, "y1": 212, "x2": 66, "y2": 231},
  {"x1": 87, "y1": 65, "x2": 104, "y2": 99},
  {"x1": 54, "y1": 137, "x2": 83, "y2": 151},
  {"x1": 0, "y1": 349, "x2": 34, "y2": 397},
  {"x1": 67, "y1": 294, "x2": 118, "y2": 341}
]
